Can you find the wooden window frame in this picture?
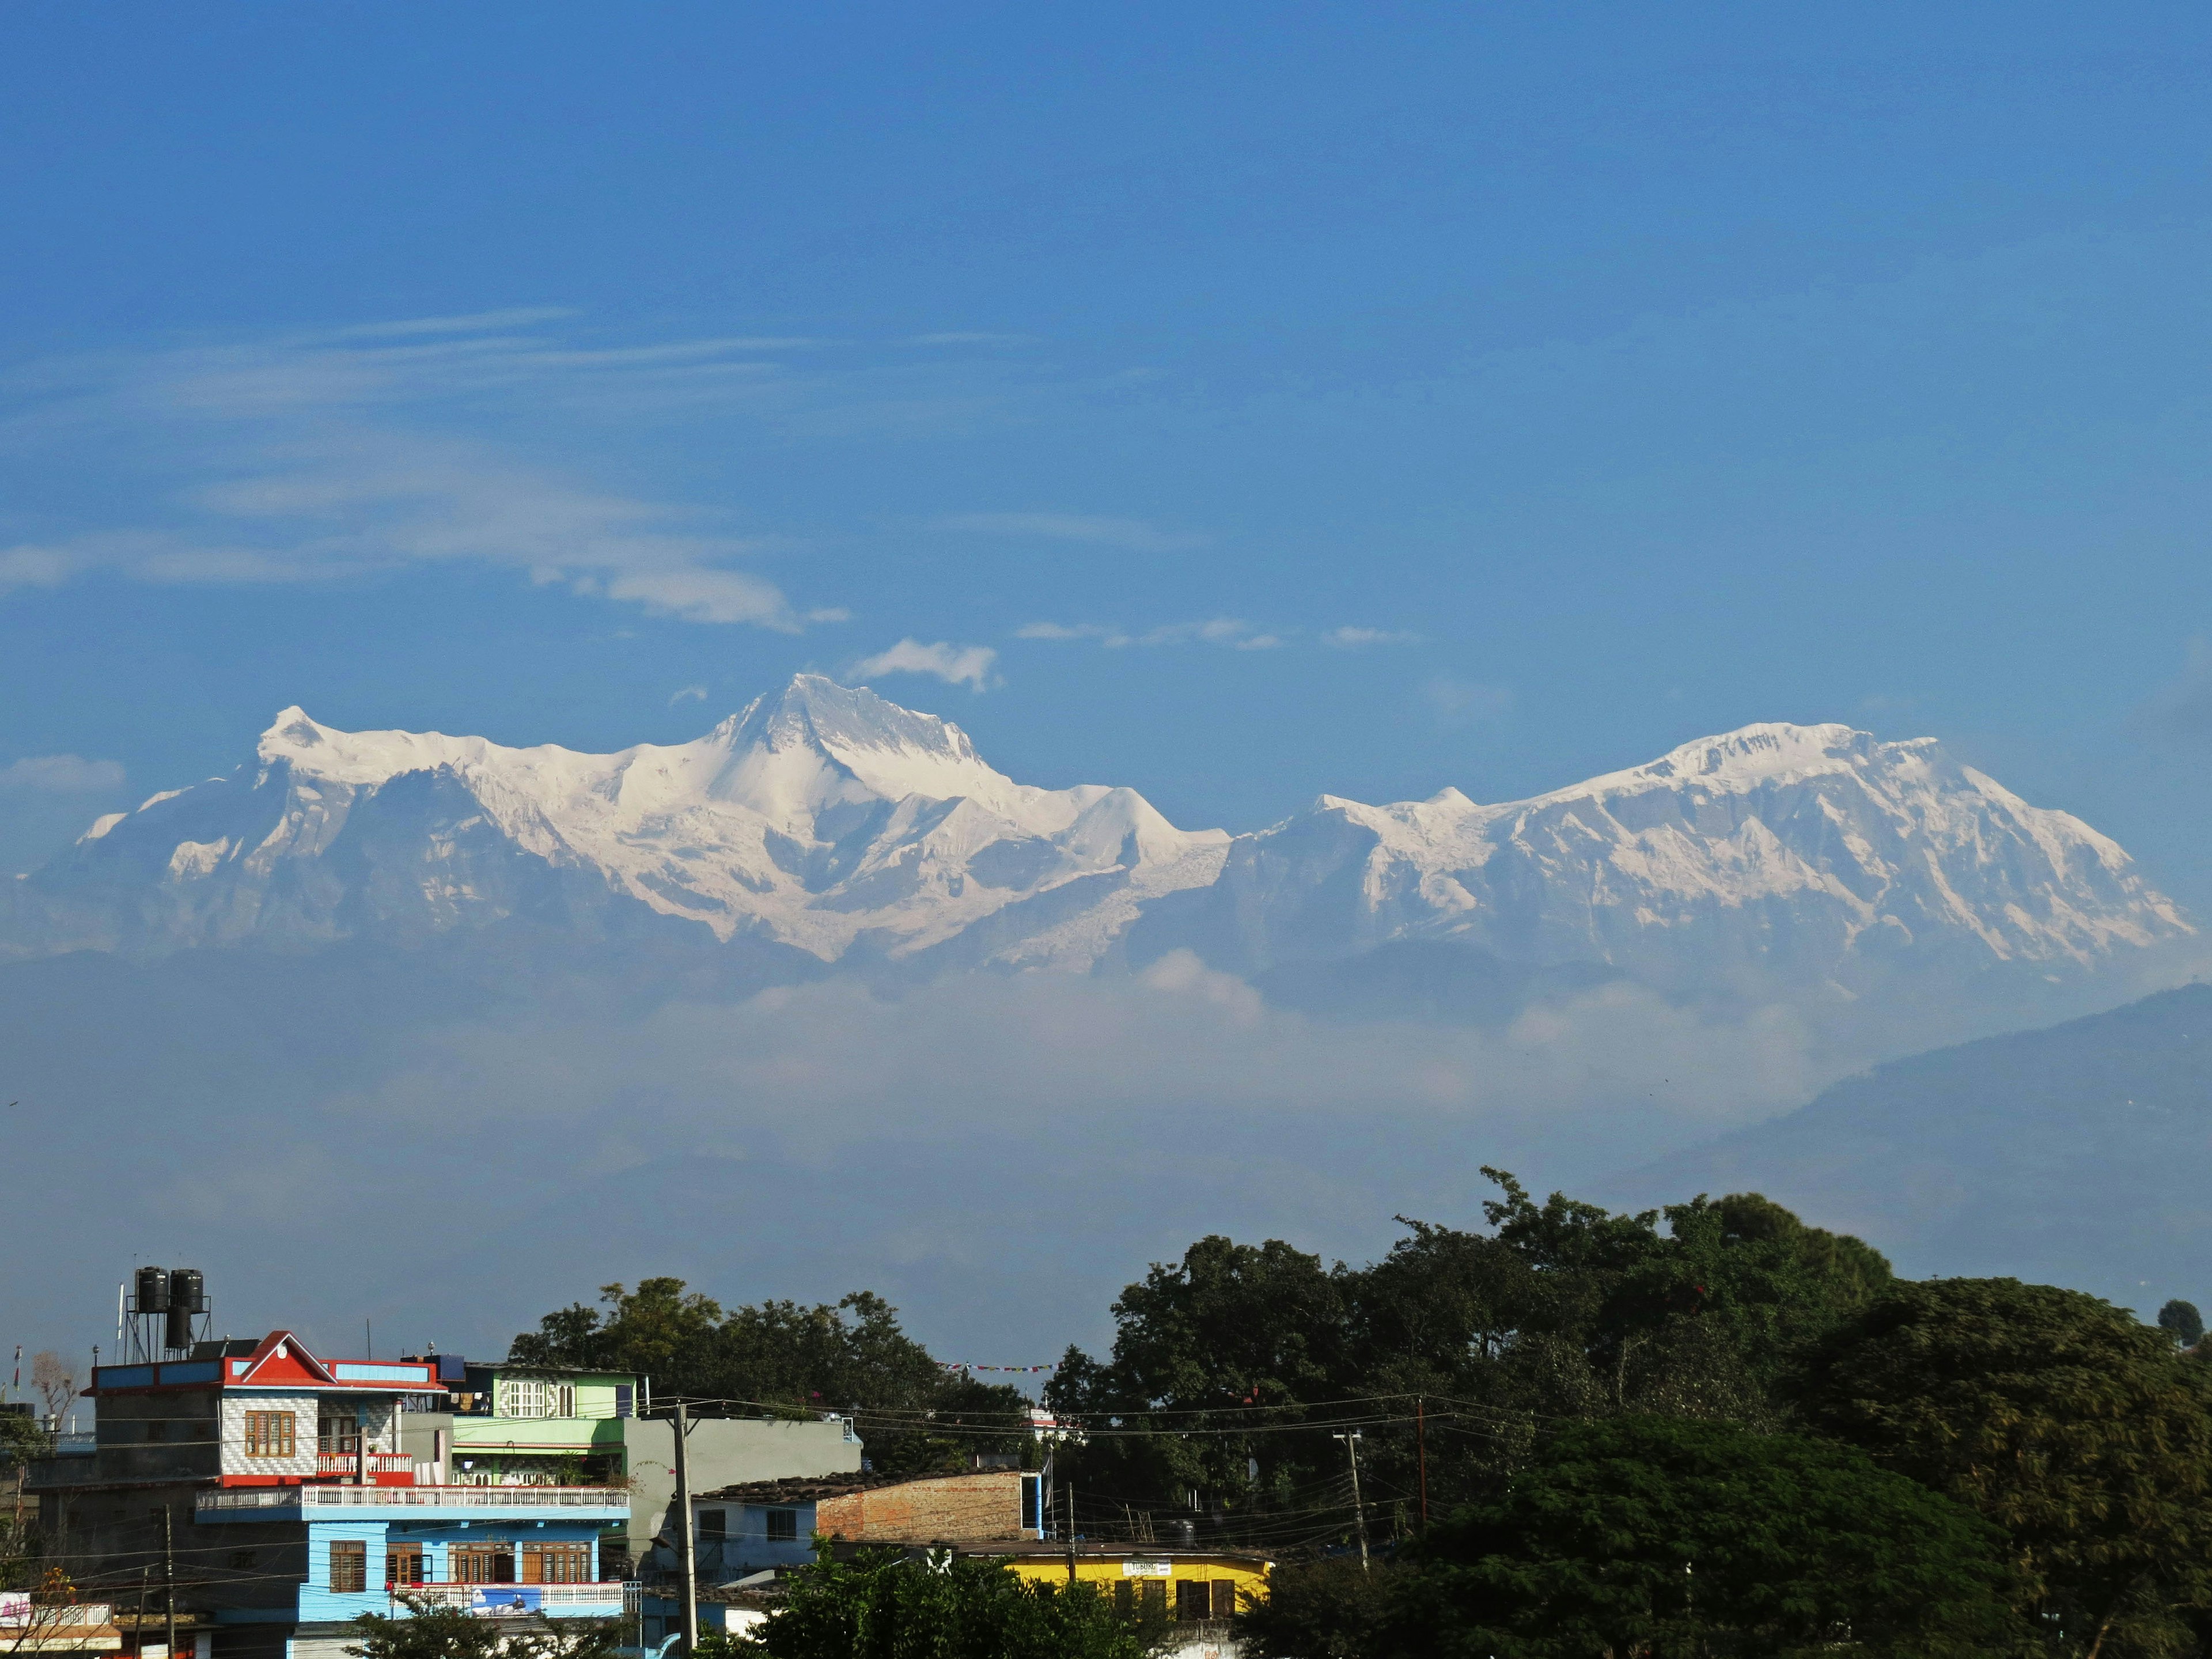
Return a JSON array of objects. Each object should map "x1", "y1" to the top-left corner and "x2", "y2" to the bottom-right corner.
[
  {"x1": 450, "y1": 1543, "x2": 516, "y2": 1585},
  {"x1": 244, "y1": 1411, "x2": 297, "y2": 1458},
  {"x1": 385, "y1": 1543, "x2": 425, "y2": 1587},
  {"x1": 521, "y1": 1543, "x2": 592, "y2": 1585},
  {"x1": 329, "y1": 1541, "x2": 367, "y2": 1594}
]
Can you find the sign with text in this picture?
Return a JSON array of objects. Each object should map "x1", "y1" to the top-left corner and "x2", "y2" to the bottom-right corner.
[{"x1": 1120, "y1": 1560, "x2": 1172, "y2": 1578}]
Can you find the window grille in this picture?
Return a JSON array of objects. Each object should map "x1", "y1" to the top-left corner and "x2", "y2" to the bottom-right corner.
[
  {"x1": 329, "y1": 1541, "x2": 366, "y2": 1594},
  {"x1": 522, "y1": 1543, "x2": 592, "y2": 1584},
  {"x1": 450, "y1": 1544, "x2": 516, "y2": 1585},
  {"x1": 765, "y1": 1509, "x2": 798, "y2": 1543},
  {"x1": 497, "y1": 1380, "x2": 548, "y2": 1419},
  {"x1": 387, "y1": 1543, "x2": 425, "y2": 1586}
]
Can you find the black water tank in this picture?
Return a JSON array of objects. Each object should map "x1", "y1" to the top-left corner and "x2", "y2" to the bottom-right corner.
[
  {"x1": 135, "y1": 1266, "x2": 170, "y2": 1314},
  {"x1": 165, "y1": 1268, "x2": 204, "y2": 1350}
]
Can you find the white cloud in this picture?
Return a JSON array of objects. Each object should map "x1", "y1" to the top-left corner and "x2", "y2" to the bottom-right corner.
[
  {"x1": 0, "y1": 316, "x2": 870, "y2": 629},
  {"x1": 1016, "y1": 616, "x2": 1284, "y2": 650},
  {"x1": 0, "y1": 546, "x2": 73, "y2": 592},
  {"x1": 938, "y1": 512, "x2": 1207, "y2": 553},
  {"x1": 907, "y1": 332, "x2": 1036, "y2": 347},
  {"x1": 851, "y1": 638, "x2": 1000, "y2": 691},
  {"x1": 669, "y1": 684, "x2": 709, "y2": 707},
  {"x1": 605, "y1": 568, "x2": 794, "y2": 628},
  {"x1": 332, "y1": 307, "x2": 580, "y2": 340},
  {"x1": 0, "y1": 755, "x2": 126, "y2": 793},
  {"x1": 1324, "y1": 626, "x2": 1422, "y2": 648}
]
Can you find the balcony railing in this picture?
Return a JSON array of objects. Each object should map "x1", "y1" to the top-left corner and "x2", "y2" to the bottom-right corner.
[
  {"x1": 198, "y1": 1484, "x2": 628, "y2": 1514},
  {"x1": 402, "y1": 1584, "x2": 634, "y2": 1611},
  {"x1": 316, "y1": 1452, "x2": 413, "y2": 1475}
]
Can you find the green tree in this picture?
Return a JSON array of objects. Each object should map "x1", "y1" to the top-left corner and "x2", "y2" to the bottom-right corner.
[
  {"x1": 512, "y1": 1279, "x2": 1029, "y2": 1475},
  {"x1": 1797, "y1": 1278, "x2": 2212, "y2": 1658},
  {"x1": 1048, "y1": 1176, "x2": 1896, "y2": 1530},
  {"x1": 732, "y1": 1548, "x2": 1152, "y2": 1659},
  {"x1": 511, "y1": 1278, "x2": 726, "y2": 1391},
  {"x1": 2157, "y1": 1299, "x2": 2203, "y2": 1349},
  {"x1": 1043, "y1": 1234, "x2": 1352, "y2": 1510},
  {"x1": 346, "y1": 1601, "x2": 625, "y2": 1659},
  {"x1": 1233, "y1": 1557, "x2": 1401, "y2": 1659},
  {"x1": 1380, "y1": 1415, "x2": 2016, "y2": 1659}
]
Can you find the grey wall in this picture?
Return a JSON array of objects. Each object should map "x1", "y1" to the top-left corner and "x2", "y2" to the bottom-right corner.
[{"x1": 621, "y1": 1418, "x2": 859, "y2": 1563}]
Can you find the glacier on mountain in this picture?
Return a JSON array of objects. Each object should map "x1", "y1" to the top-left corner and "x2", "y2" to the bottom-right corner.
[{"x1": 0, "y1": 679, "x2": 2191, "y2": 1015}]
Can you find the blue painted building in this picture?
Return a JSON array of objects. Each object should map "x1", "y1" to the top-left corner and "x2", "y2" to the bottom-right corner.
[{"x1": 27, "y1": 1328, "x2": 632, "y2": 1659}]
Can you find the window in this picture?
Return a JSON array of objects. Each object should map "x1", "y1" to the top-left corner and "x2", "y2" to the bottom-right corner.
[
  {"x1": 1020, "y1": 1474, "x2": 1040, "y2": 1532},
  {"x1": 522, "y1": 1543, "x2": 592, "y2": 1584},
  {"x1": 450, "y1": 1544, "x2": 516, "y2": 1585},
  {"x1": 698, "y1": 1509, "x2": 726, "y2": 1540},
  {"x1": 329, "y1": 1542, "x2": 367, "y2": 1594},
  {"x1": 497, "y1": 1380, "x2": 547, "y2": 1419},
  {"x1": 764, "y1": 1509, "x2": 798, "y2": 1543},
  {"x1": 1210, "y1": 1581, "x2": 1237, "y2": 1619},
  {"x1": 229, "y1": 1550, "x2": 257, "y2": 1573},
  {"x1": 1138, "y1": 1581, "x2": 1166, "y2": 1618},
  {"x1": 317, "y1": 1412, "x2": 361, "y2": 1456},
  {"x1": 386, "y1": 1543, "x2": 424, "y2": 1587},
  {"x1": 243, "y1": 1411, "x2": 296, "y2": 1457},
  {"x1": 614, "y1": 1385, "x2": 634, "y2": 1419},
  {"x1": 554, "y1": 1384, "x2": 575, "y2": 1418}
]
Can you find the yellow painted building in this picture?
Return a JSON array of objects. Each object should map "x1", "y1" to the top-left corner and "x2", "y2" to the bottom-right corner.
[{"x1": 978, "y1": 1543, "x2": 1271, "y2": 1622}]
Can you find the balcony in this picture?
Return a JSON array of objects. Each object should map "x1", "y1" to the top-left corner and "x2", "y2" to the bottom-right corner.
[
  {"x1": 198, "y1": 1484, "x2": 629, "y2": 1520},
  {"x1": 403, "y1": 1584, "x2": 636, "y2": 1613},
  {"x1": 316, "y1": 1452, "x2": 414, "y2": 1476}
]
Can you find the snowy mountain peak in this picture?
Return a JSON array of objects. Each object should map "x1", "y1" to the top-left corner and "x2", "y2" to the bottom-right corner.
[
  {"x1": 1570, "y1": 721, "x2": 1887, "y2": 799},
  {"x1": 2, "y1": 691, "x2": 2192, "y2": 1027}
]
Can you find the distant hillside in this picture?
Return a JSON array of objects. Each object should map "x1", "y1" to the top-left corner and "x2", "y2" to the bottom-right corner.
[{"x1": 1609, "y1": 983, "x2": 2212, "y2": 1313}]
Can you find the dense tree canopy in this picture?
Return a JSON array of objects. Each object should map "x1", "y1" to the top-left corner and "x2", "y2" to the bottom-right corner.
[
  {"x1": 1373, "y1": 1415, "x2": 2014, "y2": 1659},
  {"x1": 1044, "y1": 1171, "x2": 1895, "y2": 1531},
  {"x1": 725, "y1": 1549, "x2": 1155, "y2": 1659},
  {"x1": 1797, "y1": 1278, "x2": 2212, "y2": 1658},
  {"x1": 511, "y1": 1279, "x2": 1028, "y2": 1474}
]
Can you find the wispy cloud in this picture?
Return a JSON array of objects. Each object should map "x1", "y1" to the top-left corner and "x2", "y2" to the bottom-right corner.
[
  {"x1": 1016, "y1": 617, "x2": 1283, "y2": 650},
  {"x1": 1324, "y1": 626, "x2": 1422, "y2": 648},
  {"x1": 851, "y1": 638, "x2": 1000, "y2": 691},
  {"x1": 668, "y1": 684, "x2": 709, "y2": 707},
  {"x1": 907, "y1": 332, "x2": 1036, "y2": 348},
  {"x1": 0, "y1": 313, "x2": 945, "y2": 629},
  {"x1": 938, "y1": 512, "x2": 1207, "y2": 553},
  {"x1": 0, "y1": 755, "x2": 126, "y2": 793},
  {"x1": 332, "y1": 307, "x2": 580, "y2": 340}
]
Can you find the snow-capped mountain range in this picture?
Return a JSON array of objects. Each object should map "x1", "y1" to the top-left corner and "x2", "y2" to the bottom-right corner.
[{"x1": 2, "y1": 675, "x2": 2192, "y2": 1006}]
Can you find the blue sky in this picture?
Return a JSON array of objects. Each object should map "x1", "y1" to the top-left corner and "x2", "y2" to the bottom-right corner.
[{"x1": 9, "y1": 3, "x2": 2212, "y2": 903}]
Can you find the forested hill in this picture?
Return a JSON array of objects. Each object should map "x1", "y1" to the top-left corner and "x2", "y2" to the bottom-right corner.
[{"x1": 1611, "y1": 982, "x2": 2212, "y2": 1310}]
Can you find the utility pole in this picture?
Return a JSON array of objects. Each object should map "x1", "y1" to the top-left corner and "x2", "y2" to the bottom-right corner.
[
  {"x1": 1333, "y1": 1431, "x2": 1370, "y2": 1572},
  {"x1": 672, "y1": 1403, "x2": 698, "y2": 1658},
  {"x1": 1415, "y1": 1398, "x2": 1428, "y2": 1532},
  {"x1": 162, "y1": 1507, "x2": 176, "y2": 1659},
  {"x1": 1063, "y1": 1486, "x2": 1077, "y2": 1584}
]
